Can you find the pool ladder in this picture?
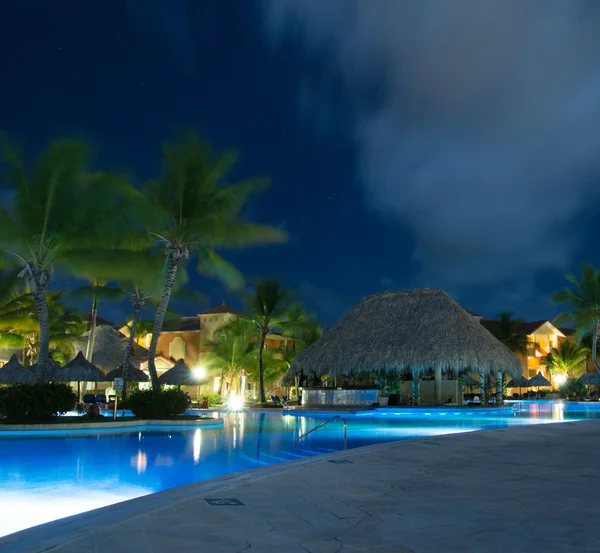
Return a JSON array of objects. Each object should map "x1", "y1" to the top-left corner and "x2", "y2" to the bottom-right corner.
[{"x1": 294, "y1": 415, "x2": 347, "y2": 446}]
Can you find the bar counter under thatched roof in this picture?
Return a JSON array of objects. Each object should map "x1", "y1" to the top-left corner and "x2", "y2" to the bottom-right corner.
[{"x1": 289, "y1": 289, "x2": 523, "y2": 379}]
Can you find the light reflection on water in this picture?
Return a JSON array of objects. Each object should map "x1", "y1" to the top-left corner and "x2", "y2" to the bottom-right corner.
[{"x1": 0, "y1": 402, "x2": 597, "y2": 538}]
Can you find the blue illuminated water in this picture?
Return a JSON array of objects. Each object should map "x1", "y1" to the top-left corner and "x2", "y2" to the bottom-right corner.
[{"x1": 1, "y1": 401, "x2": 599, "y2": 538}]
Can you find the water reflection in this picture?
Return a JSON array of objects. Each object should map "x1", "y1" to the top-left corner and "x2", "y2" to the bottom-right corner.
[
  {"x1": 131, "y1": 450, "x2": 147, "y2": 474},
  {"x1": 193, "y1": 429, "x2": 201, "y2": 463}
]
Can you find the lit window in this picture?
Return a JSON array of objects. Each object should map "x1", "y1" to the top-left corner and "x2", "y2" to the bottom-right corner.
[{"x1": 169, "y1": 337, "x2": 186, "y2": 360}]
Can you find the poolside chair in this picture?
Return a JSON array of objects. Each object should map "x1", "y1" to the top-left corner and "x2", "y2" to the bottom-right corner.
[
  {"x1": 95, "y1": 394, "x2": 107, "y2": 405},
  {"x1": 83, "y1": 394, "x2": 96, "y2": 404}
]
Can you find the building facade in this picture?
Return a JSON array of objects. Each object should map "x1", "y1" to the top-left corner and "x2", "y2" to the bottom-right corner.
[{"x1": 120, "y1": 304, "x2": 290, "y2": 396}]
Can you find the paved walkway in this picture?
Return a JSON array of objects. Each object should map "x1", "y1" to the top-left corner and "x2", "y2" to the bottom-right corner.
[{"x1": 4, "y1": 421, "x2": 600, "y2": 553}]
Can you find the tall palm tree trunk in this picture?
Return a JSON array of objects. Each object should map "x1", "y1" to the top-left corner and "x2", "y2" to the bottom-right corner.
[
  {"x1": 33, "y1": 289, "x2": 50, "y2": 382},
  {"x1": 122, "y1": 301, "x2": 142, "y2": 399},
  {"x1": 258, "y1": 330, "x2": 267, "y2": 403},
  {"x1": 411, "y1": 367, "x2": 420, "y2": 406},
  {"x1": 592, "y1": 319, "x2": 600, "y2": 371},
  {"x1": 147, "y1": 257, "x2": 179, "y2": 389},
  {"x1": 496, "y1": 371, "x2": 503, "y2": 405},
  {"x1": 86, "y1": 289, "x2": 98, "y2": 360}
]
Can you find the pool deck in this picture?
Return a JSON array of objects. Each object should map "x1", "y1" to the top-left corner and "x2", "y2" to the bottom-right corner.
[{"x1": 4, "y1": 420, "x2": 600, "y2": 553}]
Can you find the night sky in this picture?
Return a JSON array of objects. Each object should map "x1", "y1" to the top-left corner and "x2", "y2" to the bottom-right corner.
[{"x1": 2, "y1": 1, "x2": 600, "y2": 326}]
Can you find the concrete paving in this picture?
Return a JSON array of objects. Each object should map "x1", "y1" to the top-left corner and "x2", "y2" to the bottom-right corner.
[{"x1": 3, "y1": 420, "x2": 600, "y2": 553}]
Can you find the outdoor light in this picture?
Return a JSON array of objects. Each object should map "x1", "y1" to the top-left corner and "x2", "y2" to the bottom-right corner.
[
  {"x1": 228, "y1": 395, "x2": 244, "y2": 411},
  {"x1": 554, "y1": 373, "x2": 567, "y2": 386},
  {"x1": 193, "y1": 366, "x2": 206, "y2": 380}
]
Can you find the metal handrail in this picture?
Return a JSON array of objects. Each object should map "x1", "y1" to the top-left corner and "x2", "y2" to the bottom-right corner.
[{"x1": 294, "y1": 415, "x2": 347, "y2": 442}]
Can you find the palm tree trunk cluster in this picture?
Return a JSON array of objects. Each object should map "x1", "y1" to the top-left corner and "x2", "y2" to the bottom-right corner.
[
  {"x1": 33, "y1": 288, "x2": 50, "y2": 382},
  {"x1": 258, "y1": 330, "x2": 267, "y2": 403},
  {"x1": 86, "y1": 290, "x2": 98, "y2": 361},
  {"x1": 147, "y1": 255, "x2": 182, "y2": 389}
]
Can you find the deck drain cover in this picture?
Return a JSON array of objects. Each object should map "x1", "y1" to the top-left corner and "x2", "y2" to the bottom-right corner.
[
  {"x1": 328, "y1": 460, "x2": 353, "y2": 464},
  {"x1": 204, "y1": 498, "x2": 245, "y2": 506}
]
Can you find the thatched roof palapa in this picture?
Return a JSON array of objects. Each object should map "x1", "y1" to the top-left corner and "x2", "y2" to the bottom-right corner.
[
  {"x1": 158, "y1": 359, "x2": 195, "y2": 386},
  {"x1": 106, "y1": 363, "x2": 149, "y2": 383},
  {"x1": 75, "y1": 325, "x2": 148, "y2": 372},
  {"x1": 288, "y1": 289, "x2": 523, "y2": 379},
  {"x1": 0, "y1": 354, "x2": 35, "y2": 384},
  {"x1": 53, "y1": 352, "x2": 108, "y2": 382}
]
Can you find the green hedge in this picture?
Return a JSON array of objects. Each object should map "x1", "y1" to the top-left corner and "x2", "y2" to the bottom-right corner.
[
  {"x1": 0, "y1": 383, "x2": 77, "y2": 422},
  {"x1": 128, "y1": 389, "x2": 189, "y2": 418},
  {"x1": 199, "y1": 393, "x2": 223, "y2": 407}
]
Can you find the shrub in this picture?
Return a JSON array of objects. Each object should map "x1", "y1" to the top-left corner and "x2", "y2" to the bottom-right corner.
[
  {"x1": 128, "y1": 388, "x2": 189, "y2": 418},
  {"x1": 199, "y1": 393, "x2": 223, "y2": 407},
  {"x1": 0, "y1": 383, "x2": 76, "y2": 422},
  {"x1": 560, "y1": 378, "x2": 587, "y2": 401}
]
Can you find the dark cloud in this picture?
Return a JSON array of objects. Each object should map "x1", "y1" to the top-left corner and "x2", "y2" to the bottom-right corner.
[{"x1": 262, "y1": 0, "x2": 600, "y2": 288}]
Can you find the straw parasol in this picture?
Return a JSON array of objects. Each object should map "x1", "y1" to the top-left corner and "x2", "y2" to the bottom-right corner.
[
  {"x1": 507, "y1": 375, "x2": 529, "y2": 398},
  {"x1": 53, "y1": 351, "x2": 108, "y2": 401},
  {"x1": 29, "y1": 358, "x2": 61, "y2": 380},
  {"x1": 287, "y1": 289, "x2": 523, "y2": 380},
  {"x1": 507, "y1": 375, "x2": 529, "y2": 387},
  {"x1": 579, "y1": 371, "x2": 600, "y2": 386},
  {"x1": 158, "y1": 358, "x2": 195, "y2": 387},
  {"x1": 106, "y1": 363, "x2": 149, "y2": 383},
  {"x1": 528, "y1": 372, "x2": 551, "y2": 387},
  {"x1": 0, "y1": 354, "x2": 35, "y2": 384}
]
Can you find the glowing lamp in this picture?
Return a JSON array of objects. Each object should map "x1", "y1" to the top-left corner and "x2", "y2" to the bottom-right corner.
[
  {"x1": 228, "y1": 396, "x2": 245, "y2": 411},
  {"x1": 553, "y1": 373, "x2": 567, "y2": 386},
  {"x1": 193, "y1": 366, "x2": 206, "y2": 380}
]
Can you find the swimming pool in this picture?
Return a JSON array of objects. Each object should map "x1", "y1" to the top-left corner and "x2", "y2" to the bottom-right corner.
[{"x1": 1, "y1": 401, "x2": 599, "y2": 538}]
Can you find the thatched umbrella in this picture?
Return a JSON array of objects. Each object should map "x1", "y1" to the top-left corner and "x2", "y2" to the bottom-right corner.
[
  {"x1": 528, "y1": 371, "x2": 551, "y2": 398},
  {"x1": 579, "y1": 371, "x2": 600, "y2": 395},
  {"x1": 30, "y1": 358, "x2": 61, "y2": 381},
  {"x1": 53, "y1": 351, "x2": 108, "y2": 401},
  {"x1": 0, "y1": 354, "x2": 35, "y2": 384},
  {"x1": 106, "y1": 363, "x2": 149, "y2": 383},
  {"x1": 579, "y1": 371, "x2": 600, "y2": 385},
  {"x1": 507, "y1": 375, "x2": 529, "y2": 398},
  {"x1": 158, "y1": 358, "x2": 195, "y2": 387},
  {"x1": 287, "y1": 290, "x2": 523, "y2": 404}
]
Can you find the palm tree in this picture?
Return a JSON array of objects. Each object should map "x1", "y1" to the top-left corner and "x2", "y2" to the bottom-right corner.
[
  {"x1": 296, "y1": 319, "x2": 322, "y2": 352},
  {"x1": 0, "y1": 139, "x2": 148, "y2": 381},
  {"x1": 246, "y1": 347, "x2": 294, "y2": 391},
  {"x1": 121, "y1": 284, "x2": 149, "y2": 398},
  {"x1": 553, "y1": 264, "x2": 600, "y2": 371},
  {"x1": 545, "y1": 341, "x2": 590, "y2": 384},
  {"x1": 489, "y1": 312, "x2": 528, "y2": 355},
  {"x1": 71, "y1": 281, "x2": 126, "y2": 360},
  {"x1": 143, "y1": 134, "x2": 286, "y2": 389},
  {"x1": 204, "y1": 318, "x2": 257, "y2": 395},
  {"x1": 247, "y1": 279, "x2": 292, "y2": 403},
  {"x1": 0, "y1": 292, "x2": 86, "y2": 365},
  {"x1": 280, "y1": 304, "x2": 310, "y2": 354}
]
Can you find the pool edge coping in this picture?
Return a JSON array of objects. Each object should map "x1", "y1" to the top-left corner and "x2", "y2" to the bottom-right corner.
[{"x1": 0, "y1": 418, "x2": 224, "y2": 432}]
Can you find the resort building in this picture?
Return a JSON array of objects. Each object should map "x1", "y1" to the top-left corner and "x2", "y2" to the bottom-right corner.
[
  {"x1": 118, "y1": 304, "x2": 291, "y2": 396},
  {"x1": 478, "y1": 317, "x2": 570, "y2": 379}
]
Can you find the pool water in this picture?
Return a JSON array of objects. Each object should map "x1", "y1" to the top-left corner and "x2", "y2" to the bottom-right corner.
[{"x1": 1, "y1": 402, "x2": 599, "y2": 538}]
